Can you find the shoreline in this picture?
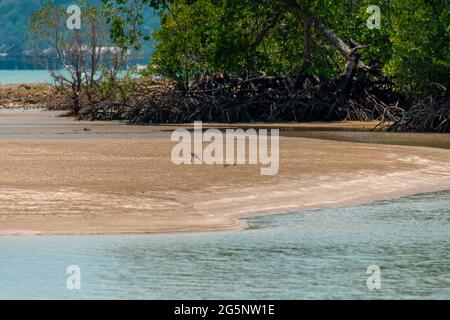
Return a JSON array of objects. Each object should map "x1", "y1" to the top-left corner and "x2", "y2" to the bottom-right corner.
[{"x1": 1, "y1": 109, "x2": 450, "y2": 236}]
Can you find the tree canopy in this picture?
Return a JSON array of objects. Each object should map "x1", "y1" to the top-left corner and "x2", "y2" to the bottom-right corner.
[{"x1": 102, "y1": 0, "x2": 449, "y2": 96}]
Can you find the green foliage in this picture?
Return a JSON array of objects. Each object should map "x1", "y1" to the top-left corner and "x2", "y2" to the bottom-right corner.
[
  {"x1": 101, "y1": 0, "x2": 161, "y2": 50},
  {"x1": 147, "y1": 0, "x2": 392, "y2": 81},
  {"x1": 103, "y1": 0, "x2": 449, "y2": 96},
  {"x1": 148, "y1": 0, "x2": 224, "y2": 87},
  {"x1": 385, "y1": 0, "x2": 450, "y2": 95},
  {"x1": 146, "y1": 0, "x2": 336, "y2": 82}
]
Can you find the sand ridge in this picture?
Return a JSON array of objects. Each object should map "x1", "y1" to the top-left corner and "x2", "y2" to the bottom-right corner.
[{"x1": 1, "y1": 110, "x2": 450, "y2": 235}]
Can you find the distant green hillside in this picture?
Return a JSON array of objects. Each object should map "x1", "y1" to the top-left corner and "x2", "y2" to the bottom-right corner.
[
  {"x1": 0, "y1": 0, "x2": 159, "y2": 57},
  {"x1": 0, "y1": 1, "x2": 89, "y2": 46}
]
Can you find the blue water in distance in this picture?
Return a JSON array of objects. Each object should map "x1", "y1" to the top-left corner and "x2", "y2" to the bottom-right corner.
[
  {"x1": 0, "y1": 70, "x2": 139, "y2": 85},
  {"x1": 0, "y1": 191, "x2": 449, "y2": 300},
  {"x1": 0, "y1": 70, "x2": 55, "y2": 84}
]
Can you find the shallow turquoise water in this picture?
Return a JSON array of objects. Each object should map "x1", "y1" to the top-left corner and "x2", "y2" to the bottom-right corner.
[
  {"x1": 0, "y1": 192, "x2": 449, "y2": 300},
  {"x1": 0, "y1": 70, "x2": 138, "y2": 85},
  {"x1": 0, "y1": 70, "x2": 55, "y2": 84}
]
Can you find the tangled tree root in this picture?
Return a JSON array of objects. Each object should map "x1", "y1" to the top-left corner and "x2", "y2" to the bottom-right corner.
[
  {"x1": 79, "y1": 71, "x2": 406, "y2": 127},
  {"x1": 388, "y1": 90, "x2": 450, "y2": 132}
]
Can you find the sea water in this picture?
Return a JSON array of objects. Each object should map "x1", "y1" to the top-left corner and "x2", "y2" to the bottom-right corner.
[
  {"x1": 0, "y1": 70, "x2": 139, "y2": 85},
  {"x1": 0, "y1": 70, "x2": 55, "y2": 84},
  {"x1": 0, "y1": 191, "x2": 449, "y2": 300}
]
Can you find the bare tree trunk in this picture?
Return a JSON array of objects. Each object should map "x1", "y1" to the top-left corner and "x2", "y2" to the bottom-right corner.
[
  {"x1": 325, "y1": 51, "x2": 360, "y2": 119},
  {"x1": 281, "y1": 0, "x2": 369, "y2": 71},
  {"x1": 280, "y1": 0, "x2": 371, "y2": 118}
]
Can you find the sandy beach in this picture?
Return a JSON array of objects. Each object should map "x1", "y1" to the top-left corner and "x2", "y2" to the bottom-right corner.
[{"x1": 1, "y1": 109, "x2": 450, "y2": 235}]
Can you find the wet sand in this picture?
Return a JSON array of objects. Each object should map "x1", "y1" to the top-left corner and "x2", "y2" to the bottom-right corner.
[
  {"x1": 1, "y1": 109, "x2": 450, "y2": 235},
  {"x1": 283, "y1": 131, "x2": 450, "y2": 150}
]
